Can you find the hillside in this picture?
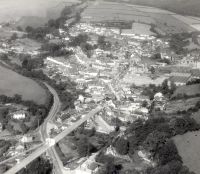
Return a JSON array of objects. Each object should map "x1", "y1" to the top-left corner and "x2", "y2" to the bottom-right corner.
[{"x1": 107, "y1": 0, "x2": 200, "y2": 17}]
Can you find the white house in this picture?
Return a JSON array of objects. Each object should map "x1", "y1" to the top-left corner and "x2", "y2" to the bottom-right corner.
[
  {"x1": 13, "y1": 111, "x2": 26, "y2": 120},
  {"x1": 154, "y1": 92, "x2": 164, "y2": 101},
  {"x1": 21, "y1": 136, "x2": 33, "y2": 143}
]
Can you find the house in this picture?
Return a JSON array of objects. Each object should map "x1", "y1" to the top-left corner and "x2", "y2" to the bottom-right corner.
[
  {"x1": 21, "y1": 136, "x2": 33, "y2": 143},
  {"x1": 191, "y1": 69, "x2": 200, "y2": 80},
  {"x1": 12, "y1": 111, "x2": 26, "y2": 120},
  {"x1": 154, "y1": 92, "x2": 164, "y2": 101},
  {"x1": 169, "y1": 75, "x2": 191, "y2": 86}
]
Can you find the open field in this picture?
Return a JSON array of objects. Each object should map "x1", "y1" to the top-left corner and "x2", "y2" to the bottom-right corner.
[
  {"x1": 173, "y1": 84, "x2": 200, "y2": 97},
  {"x1": 131, "y1": 23, "x2": 155, "y2": 35},
  {"x1": 0, "y1": 0, "x2": 80, "y2": 26},
  {"x1": 81, "y1": 1, "x2": 197, "y2": 34},
  {"x1": 165, "y1": 97, "x2": 200, "y2": 114},
  {"x1": 123, "y1": 73, "x2": 167, "y2": 86},
  {"x1": 173, "y1": 131, "x2": 200, "y2": 174},
  {"x1": 12, "y1": 38, "x2": 42, "y2": 53},
  {"x1": 0, "y1": 65, "x2": 47, "y2": 105}
]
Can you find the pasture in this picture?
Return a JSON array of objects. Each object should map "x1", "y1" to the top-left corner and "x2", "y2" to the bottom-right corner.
[
  {"x1": 173, "y1": 131, "x2": 200, "y2": 174},
  {"x1": 0, "y1": 65, "x2": 47, "y2": 105},
  {"x1": 81, "y1": 1, "x2": 197, "y2": 34}
]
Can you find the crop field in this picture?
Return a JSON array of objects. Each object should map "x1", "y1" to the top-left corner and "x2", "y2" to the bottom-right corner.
[
  {"x1": 173, "y1": 131, "x2": 200, "y2": 174},
  {"x1": 81, "y1": 1, "x2": 197, "y2": 34},
  {"x1": 0, "y1": 65, "x2": 47, "y2": 105}
]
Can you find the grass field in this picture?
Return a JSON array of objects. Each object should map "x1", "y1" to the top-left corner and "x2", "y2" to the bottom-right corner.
[
  {"x1": 173, "y1": 131, "x2": 200, "y2": 174},
  {"x1": 81, "y1": 1, "x2": 196, "y2": 34},
  {"x1": 0, "y1": 65, "x2": 47, "y2": 105},
  {"x1": 173, "y1": 84, "x2": 200, "y2": 97},
  {"x1": 165, "y1": 97, "x2": 200, "y2": 114}
]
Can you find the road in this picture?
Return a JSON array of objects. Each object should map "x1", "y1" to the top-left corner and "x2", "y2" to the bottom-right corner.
[{"x1": 40, "y1": 83, "x2": 63, "y2": 174}]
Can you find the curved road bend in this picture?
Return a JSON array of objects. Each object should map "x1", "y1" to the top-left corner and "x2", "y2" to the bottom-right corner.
[{"x1": 40, "y1": 83, "x2": 63, "y2": 174}]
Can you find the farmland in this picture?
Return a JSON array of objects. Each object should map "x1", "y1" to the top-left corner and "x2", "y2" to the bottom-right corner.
[
  {"x1": 173, "y1": 131, "x2": 200, "y2": 174},
  {"x1": 0, "y1": 65, "x2": 47, "y2": 105},
  {"x1": 81, "y1": 1, "x2": 198, "y2": 35}
]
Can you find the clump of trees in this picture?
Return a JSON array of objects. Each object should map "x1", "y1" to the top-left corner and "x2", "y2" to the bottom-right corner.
[
  {"x1": 142, "y1": 79, "x2": 176, "y2": 100},
  {"x1": 112, "y1": 116, "x2": 199, "y2": 174},
  {"x1": 16, "y1": 157, "x2": 52, "y2": 174},
  {"x1": 69, "y1": 33, "x2": 96, "y2": 57},
  {"x1": 169, "y1": 33, "x2": 191, "y2": 55},
  {"x1": 41, "y1": 42, "x2": 73, "y2": 57},
  {"x1": 96, "y1": 153, "x2": 123, "y2": 174},
  {"x1": 97, "y1": 36, "x2": 111, "y2": 51}
]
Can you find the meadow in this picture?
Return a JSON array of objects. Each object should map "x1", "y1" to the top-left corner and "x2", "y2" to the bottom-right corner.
[
  {"x1": 0, "y1": 65, "x2": 47, "y2": 105},
  {"x1": 173, "y1": 84, "x2": 200, "y2": 97},
  {"x1": 173, "y1": 131, "x2": 200, "y2": 174}
]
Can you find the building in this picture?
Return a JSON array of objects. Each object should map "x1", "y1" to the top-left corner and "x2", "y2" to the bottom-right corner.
[
  {"x1": 12, "y1": 111, "x2": 26, "y2": 120},
  {"x1": 20, "y1": 136, "x2": 33, "y2": 143},
  {"x1": 154, "y1": 92, "x2": 164, "y2": 102},
  {"x1": 169, "y1": 73, "x2": 191, "y2": 86},
  {"x1": 191, "y1": 69, "x2": 200, "y2": 80},
  {"x1": 0, "y1": 123, "x2": 2, "y2": 132},
  {"x1": 169, "y1": 75, "x2": 191, "y2": 86}
]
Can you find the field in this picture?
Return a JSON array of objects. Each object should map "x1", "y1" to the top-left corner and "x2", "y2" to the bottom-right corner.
[
  {"x1": 173, "y1": 131, "x2": 200, "y2": 174},
  {"x1": 173, "y1": 84, "x2": 200, "y2": 97},
  {"x1": 131, "y1": 23, "x2": 155, "y2": 35},
  {"x1": 81, "y1": 1, "x2": 197, "y2": 35},
  {"x1": 123, "y1": 73, "x2": 167, "y2": 86},
  {"x1": 0, "y1": 65, "x2": 47, "y2": 105},
  {"x1": 165, "y1": 97, "x2": 200, "y2": 114},
  {"x1": 0, "y1": 0, "x2": 80, "y2": 24}
]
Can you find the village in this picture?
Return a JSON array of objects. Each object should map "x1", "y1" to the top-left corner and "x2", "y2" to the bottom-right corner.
[{"x1": 0, "y1": 7, "x2": 200, "y2": 174}]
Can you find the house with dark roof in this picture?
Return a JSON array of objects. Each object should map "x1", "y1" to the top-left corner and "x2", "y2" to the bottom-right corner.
[
  {"x1": 191, "y1": 69, "x2": 200, "y2": 80},
  {"x1": 169, "y1": 75, "x2": 191, "y2": 86}
]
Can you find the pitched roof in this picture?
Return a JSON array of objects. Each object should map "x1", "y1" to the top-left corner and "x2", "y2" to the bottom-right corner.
[{"x1": 169, "y1": 76, "x2": 190, "y2": 84}]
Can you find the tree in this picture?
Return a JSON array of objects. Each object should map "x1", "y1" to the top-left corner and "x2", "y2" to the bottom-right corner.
[
  {"x1": 143, "y1": 131, "x2": 168, "y2": 155},
  {"x1": 142, "y1": 100, "x2": 148, "y2": 108},
  {"x1": 17, "y1": 26, "x2": 23, "y2": 31},
  {"x1": 155, "y1": 140, "x2": 182, "y2": 165},
  {"x1": 77, "y1": 136, "x2": 97, "y2": 157},
  {"x1": 161, "y1": 79, "x2": 169, "y2": 95},
  {"x1": 26, "y1": 26, "x2": 33, "y2": 33},
  {"x1": 150, "y1": 66, "x2": 155, "y2": 74},
  {"x1": 10, "y1": 33, "x2": 18, "y2": 40},
  {"x1": 17, "y1": 157, "x2": 52, "y2": 174},
  {"x1": 115, "y1": 137, "x2": 129, "y2": 155}
]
